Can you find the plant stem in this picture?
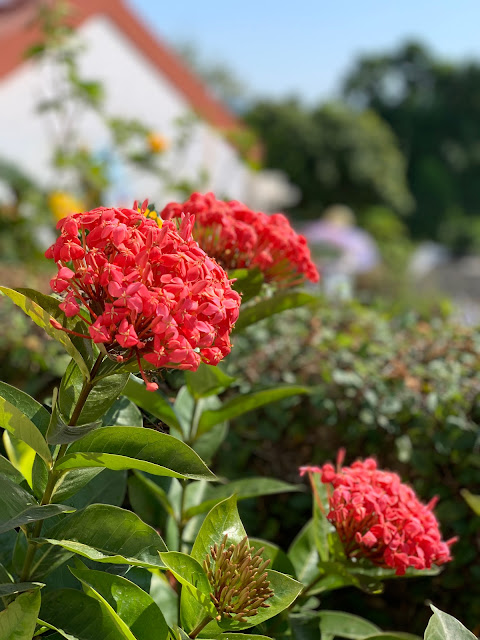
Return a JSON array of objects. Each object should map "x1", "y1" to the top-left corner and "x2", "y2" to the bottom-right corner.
[
  {"x1": 189, "y1": 615, "x2": 212, "y2": 639},
  {"x1": 19, "y1": 353, "x2": 104, "y2": 582}
]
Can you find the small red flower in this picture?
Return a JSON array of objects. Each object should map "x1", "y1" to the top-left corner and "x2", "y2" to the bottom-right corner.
[
  {"x1": 45, "y1": 202, "x2": 241, "y2": 389},
  {"x1": 300, "y1": 455, "x2": 457, "y2": 575},
  {"x1": 160, "y1": 192, "x2": 319, "y2": 287}
]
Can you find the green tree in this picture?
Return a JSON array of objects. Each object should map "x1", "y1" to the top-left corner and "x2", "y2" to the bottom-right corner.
[
  {"x1": 245, "y1": 99, "x2": 412, "y2": 220},
  {"x1": 343, "y1": 41, "x2": 480, "y2": 241}
]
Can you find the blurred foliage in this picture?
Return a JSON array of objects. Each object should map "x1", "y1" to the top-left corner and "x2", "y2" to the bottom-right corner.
[
  {"x1": 343, "y1": 41, "x2": 480, "y2": 244},
  {"x1": 245, "y1": 99, "x2": 413, "y2": 220},
  {"x1": 221, "y1": 301, "x2": 480, "y2": 633}
]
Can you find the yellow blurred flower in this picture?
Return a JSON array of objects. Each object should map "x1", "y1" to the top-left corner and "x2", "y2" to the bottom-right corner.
[
  {"x1": 49, "y1": 191, "x2": 85, "y2": 222},
  {"x1": 147, "y1": 132, "x2": 168, "y2": 154}
]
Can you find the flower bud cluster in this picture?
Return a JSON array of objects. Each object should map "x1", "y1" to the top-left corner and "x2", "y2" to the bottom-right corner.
[
  {"x1": 45, "y1": 203, "x2": 241, "y2": 390},
  {"x1": 301, "y1": 457, "x2": 457, "y2": 575},
  {"x1": 203, "y1": 535, "x2": 273, "y2": 623},
  {"x1": 161, "y1": 192, "x2": 319, "y2": 287}
]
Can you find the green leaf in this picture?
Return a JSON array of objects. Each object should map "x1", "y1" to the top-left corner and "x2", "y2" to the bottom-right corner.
[
  {"x1": 128, "y1": 471, "x2": 175, "y2": 526},
  {"x1": 0, "y1": 582, "x2": 43, "y2": 596},
  {"x1": 363, "y1": 634, "x2": 421, "y2": 640},
  {"x1": 124, "y1": 375, "x2": 181, "y2": 432},
  {"x1": 218, "y1": 635, "x2": 272, "y2": 640},
  {"x1": 197, "y1": 385, "x2": 310, "y2": 432},
  {"x1": 38, "y1": 504, "x2": 167, "y2": 568},
  {"x1": 0, "y1": 473, "x2": 73, "y2": 534},
  {"x1": 315, "y1": 561, "x2": 384, "y2": 595},
  {"x1": 59, "y1": 359, "x2": 129, "y2": 423},
  {"x1": 39, "y1": 588, "x2": 132, "y2": 640},
  {"x1": 460, "y1": 489, "x2": 480, "y2": 516},
  {"x1": 229, "y1": 267, "x2": 264, "y2": 303},
  {"x1": 71, "y1": 566, "x2": 170, "y2": 640},
  {"x1": 2, "y1": 432, "x2": 46, "y2": 497},
  {"x1": 184, "y1": 477, "x2": 302, "y2": 519},
  {"x1": 185, "y1": 363, "x2": 235, "y2": 399},
  {"x1": 288, "y1": 519, "x2": 320, "y2": 586},
  {"x1": 312, "y1": 474, "x2": 335, "y2": 562},
  {"x1": 0, "y1": 396, "x2": 51, "y2": 464},
  {"x1": 149, "y1": 572, "x2": 178, "y2": 628},
  {"x1": 55, "y1": 426, "x2": 216, "y2": 480},
  {"x1": 0, "y1": 589, "x2": 41, "y2": 640},
  {"x1": 0, "y1": 454, "x2": 25, "y2": 484},
  {"x1": 191, "y1": 496, "x2": 247, "y2": 563},
  {"x1": 47, "y1": 389, "x2": 101, "y2": 445},
  {"x1": 248, "y1": 537, "x2": 296, "y2": 576},
  {"x1": 0, "y1": 287, "x2": 90, "y2": 378},
  {"x1": 50, "y1": 468, "x2": 126, "y2": 509},
  {"x1": 159, "y1": 551, "x2": 216, "y2": 618},
  {"x1": 102, "y1": 396, "x2": 143, "y2": 427},
  {"x1": 424, "y1": 605, "x2": 477, "y2": 640},
  {"x1": 174, "y1": 386, "x2": 195, "y2": 439},
  {"x1": 0, "y1": 381, "x2": 50, "y2": 436},
  {"x1": 234, "y1": 291, "x2": 317, "y2": 332},
  {"x1": 289, "y1": 611, "x2": 321, "y2": 640},
  {"x1": 318, "y1": 611, "x2": 381, "y2": 639}
]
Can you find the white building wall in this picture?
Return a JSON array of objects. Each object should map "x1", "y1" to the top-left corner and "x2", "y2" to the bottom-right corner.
[{"x1": 0, "y1": 14, "x2": 256, "y2": 207}]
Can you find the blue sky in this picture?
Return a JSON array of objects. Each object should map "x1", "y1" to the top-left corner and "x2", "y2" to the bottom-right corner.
[{"x1": 132, "y1": 0, "x2": 480, "y2": 103}]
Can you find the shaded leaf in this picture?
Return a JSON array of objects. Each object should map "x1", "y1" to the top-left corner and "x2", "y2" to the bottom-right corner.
[
  {"x1": 0, "y1": 582, "x2": 43, "y2": 596},
  {"x1": 124, "y1": 375, "x2": 181, "y2": 432},
  {"x1": 318, "y1": 610, "x2": 380, "y2": 639}
]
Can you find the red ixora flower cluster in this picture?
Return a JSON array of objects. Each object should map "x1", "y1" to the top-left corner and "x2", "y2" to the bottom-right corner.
[
  {"x1": 45, "y1": 202, "x2": 241, "y2": 390},
  {"x1": 160, "y1": 192, "x2": 319, "y2": 287},
  {"x1": 300, "y1": 455, "x2": 457, "y2": 575}
]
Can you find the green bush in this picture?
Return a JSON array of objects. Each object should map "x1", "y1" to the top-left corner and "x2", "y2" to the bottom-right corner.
[{"x1": 223, "y1": 300, "x2": 480, "y2": 633}]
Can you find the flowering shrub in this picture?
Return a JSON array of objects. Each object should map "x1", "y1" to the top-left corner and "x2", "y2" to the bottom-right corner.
[
  {"x1": 301, "y1": 455, "x2": 456, "y2": 575},
  {"x1": 45, "y1": 202, "x2": 241, "y2": 389},
  {"x1": 161, "y1": 191, "x2": 320, "y2": 287}
]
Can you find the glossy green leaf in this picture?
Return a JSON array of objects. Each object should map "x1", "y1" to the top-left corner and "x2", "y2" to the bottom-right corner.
[
  {"x1": 0, "y1": 582, "x2": 43, "y2": 596},
  {"x1": 312, "y1": 475, "x2": 335, "y2": 563},
  {"x1": 233, "y1": 291, "x2": 317, "y2": 332},
  {"x1": 174, "y1": 386, "x2": 195, "y2": 439},
  {"x1": 0, "y1": 286, "x2": 90, "y2": 378},
  {"x1": 0, "y1": 396, "x2": 51, "y2": 464},
  {"x1": 460, "y1": 489, "x2": 480, "y2": 516},
  {"x1": 71, "y1": 566, "x2": 170, "y2": 640},
  {"x1": 0, "y1": 473, "x2": 73, "y2": 534},
  {"x1": 159, "y1": 551, "x2": 216, "y2": 618},
  {"x1": 197, "y1": 385, "x2": 311, "y2": 432},
  {"x1": 191, "y1": 496, "x2": 247, "y2": 563},
  {"x1": 318, "y1": 611, "x2": 380, "y2": 639},
  {"x1": 50, "y1": 468, "x2": 126, "y2": 511},
  {"x1": 124, "y1": 375, "x2": 181, "y2": 432},
  {"x1": 185, "y1": 363, "x2": 235, "y2": 399},
  {"x1": 184, "y1": 477, "x2": 301, "y2": 519},
  {"x1": 229, "y1": 267, "x2": 264, "y2": 303},
  {"x1": 55, "y1": 426, "x2": 216, "y2": 480},
  {"x1": 424, "y1": 605, "x2": 477, "y2": 640},
  {"x1": 59, "y1": 359, "x2": 129, "y2": 424},
  {"x1": 0, "y1": 589, "x2": 41, "y2": 640},
  {"x1": 50, "y1": 468, "x2": 104, "y2": 504},
  {"x1": 39, "y1": 588, "x2": 131, "y2": 640},
  {"x1": 38, "y1": 504, "x2": 167, "y2": 568}
]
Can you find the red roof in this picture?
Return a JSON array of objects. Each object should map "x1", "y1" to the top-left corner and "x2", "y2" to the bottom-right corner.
[{"x1": 0, "y1": 0, "x2": 240, "y2": 130}]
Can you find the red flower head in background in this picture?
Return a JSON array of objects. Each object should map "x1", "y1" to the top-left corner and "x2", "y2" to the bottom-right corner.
[
  {"x1": 45, "y1": 202, "x2": 241, "y2": 390},
  {"x1": 300, "y1": 453, "x2": 457, "y2": 575},
  {"x1": 160, "y1": 192, "x2": 320, "y2": 287}
]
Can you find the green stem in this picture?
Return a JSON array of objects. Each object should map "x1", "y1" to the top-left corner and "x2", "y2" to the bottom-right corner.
[
  {"x1": 19, "y1": 353, "x2": 104, "y2": 582},
  {"x1": 189, "y1": 615, "x2": 212, "y2": 639}
]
